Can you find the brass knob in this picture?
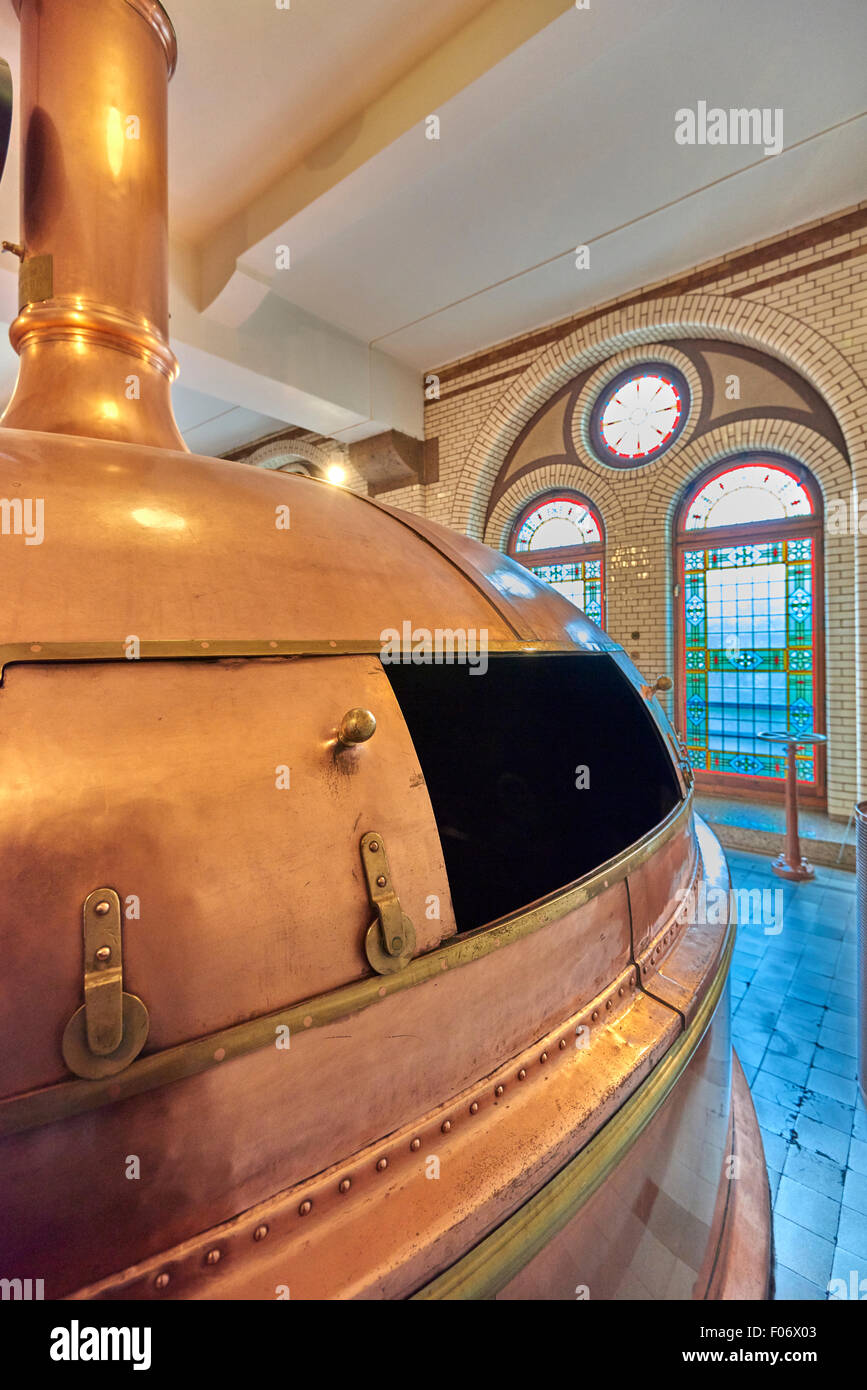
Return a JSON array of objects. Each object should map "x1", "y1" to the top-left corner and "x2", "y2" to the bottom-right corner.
[
  {"x1": 337, "y1": 707, "x2": 376, "y2": 747},
  {"x1": 641, "y1": 674, "x2": 672, "y2": 700}
]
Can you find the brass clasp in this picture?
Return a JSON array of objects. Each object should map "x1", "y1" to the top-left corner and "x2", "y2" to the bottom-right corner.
[
  {"x1": 360, "y1": 833, "x2": 416, "y2": 975},
  {"x1": 61, "y1": 889, "x2": 149, "y2": 1079}
]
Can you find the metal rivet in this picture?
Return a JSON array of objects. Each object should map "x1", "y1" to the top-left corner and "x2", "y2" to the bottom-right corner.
[
  {"x1": 591, "y1": 1010, "x2": 599, "y2": 1022},
  {"x1": 154, "y1": 1272, "x2": 169, "y2": 1290},
  {"x1": 205, "y1": 1248, "x2": 221, "y2": 1266},
  {"x1": 605, "y1": 999, "x2": 612, "y2": 1011},
  {"x1": 618, "y1": 987, "x2": 624, "y2": 997},
  {"x1": 540, "y1": 1051, "x2": 548, "y2": 1063},
  {"x1": 253, "y1": 1225, "x2": 268, "y2": 1241},
  {"x1": 94, "y1": 901, "x2": 110, "y2": 917},
  {"x1": 339, "y1": 1178, "x2": 351, "y2": 1194},
  {"x1": 369, "y1": 841, "x2": 379, "y2": 853},
  {"x1": 376, "y1": 1158, "x2": 388, "y2": 1172},
  {"x1": 517, "y1": 1068, "x2": 526, "y2": 1081},
  {"x1": 559, "y1": 1038, "x2": 567, "y2": 1050},
  {"x1": 441, "y1": 1120, "x2": 451, "y2": 1133},
  {"x1": 95, "y1": 945, "x2": 111, "y2": 962},
  {"x1": 410, "y1": 1137, "x2": 421, "y2": 1151},
  {"x1": 377, "y1": 875, "x2": 387, "y2": 887},
  {"x1": 299, "y1": 1200, "x2": 312, "y2": 1216},
  {"x1": 495, "y1": 1084, "x2": 504, "y2": 1097},
  {"x1": 469, "y1": 1101, "x2": 479, "y2": 1114}
]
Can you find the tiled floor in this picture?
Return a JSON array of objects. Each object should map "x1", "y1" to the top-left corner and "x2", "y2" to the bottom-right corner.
[{"x1": 728, "y1": 848, "x2": 866, "y2": 1299}]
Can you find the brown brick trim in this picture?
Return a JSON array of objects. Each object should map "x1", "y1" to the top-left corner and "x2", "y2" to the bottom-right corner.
[
  {"x1": 426, "y1": 364, "x2": 526, "y2": 407},
  {"x1": 729, "y1": 241, "x2": 867, "y2": 299}
]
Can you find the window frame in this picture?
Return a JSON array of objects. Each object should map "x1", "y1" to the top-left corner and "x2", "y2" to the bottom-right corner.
[
  {"x1": 590, "y1": 362, "x2": 691, "y2": 467},
  {"x1": 508, "y1": 489, "x2": 606, "y2": 626},
  {"x1": 674, "y1": 455, "x2": 826, "y2": 805}
]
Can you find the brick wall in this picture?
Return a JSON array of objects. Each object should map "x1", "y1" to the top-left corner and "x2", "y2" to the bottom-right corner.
[{"x1": 395, "y1": 201, "x2": 867, "y2": 819}]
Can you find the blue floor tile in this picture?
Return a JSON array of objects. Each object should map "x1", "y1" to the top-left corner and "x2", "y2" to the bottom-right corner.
[
  {"x1": 790, "y1": 1114, "x2": 850, "y2": 1165},
  {"x1": 842, "y1": 1170, "x2": 867, "y2": 1218},
  {"x1": 808, "y1": 1066, "x2": 859, "y2": 1106},
  {"x1": 782, "y1": 1145, "x2": 845, "y2": 1202},
  {"x1": 774, "y1": 1213, "x2": 836, "y2": 1286},
  {"x1": 775, "y1": 1175, "x2": 840, "y2": 1241},
  {"x1": 836, "y1": 1206, "x2": 867, "y2": 1260},
  {"x1": 774, "y1": 1265, "x2": 826, "y2": 1300},
  {"x1": 730, "y1": 849, "x2": 857, "y2": 1293}
]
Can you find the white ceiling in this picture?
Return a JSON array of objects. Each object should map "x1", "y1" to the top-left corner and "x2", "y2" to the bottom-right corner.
[
  {"x1": 170, "y1": 385, "x2": 286, "y2": 457},
  {"x1": 0, "y1": 0, "x2": 863, "y2": 453},
  {"x1": 233, "y1": 0, "x2": 867, "y2": 368},
  {"x1": 166, "y1": 0, "x2": 495, "y2": 242}
]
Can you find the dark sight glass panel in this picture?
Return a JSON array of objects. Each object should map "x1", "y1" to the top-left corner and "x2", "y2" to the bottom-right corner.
[{"x1": 384, "y1": 653, "x2": 682, "y2": 933}]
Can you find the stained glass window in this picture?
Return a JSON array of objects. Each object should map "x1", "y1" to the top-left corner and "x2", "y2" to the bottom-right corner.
[
  {"x1": 678, "y1": 460, "x2": 821, "y2": 789},
  {"x1": 684, "y1": 463, "x2": 813, "y2": 530},
  {"x1": 514, "y1": 496, "x2": 601, "y2": 551},
  {"x1": 509, "y1": 492, "x2": 605, "y2": 626},
  {"x1": 529, "y1": 560, "x2": 603, "y2": 624},
  {"x1": 591, "y1": 364, "x2": 689, "y2": 465}
]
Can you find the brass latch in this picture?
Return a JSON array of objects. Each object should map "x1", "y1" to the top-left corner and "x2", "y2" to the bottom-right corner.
[
  {"x1": 361, "y1": 832, "x2": 416, "y2": 975},
  {"x1": 61, "y1": 889, "x2": 149, "y2": 1079},
  {"x1": 675, "y1": 733, "x2": 695, "y2": 788}
]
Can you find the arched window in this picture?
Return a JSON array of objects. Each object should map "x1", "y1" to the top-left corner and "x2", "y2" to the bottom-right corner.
[
  {"x1": 675, "y1": 456, "x2": 824, "y2": 797},
  {"x1": 508, "y1": 491, "x2": 605, "y2": 626}
]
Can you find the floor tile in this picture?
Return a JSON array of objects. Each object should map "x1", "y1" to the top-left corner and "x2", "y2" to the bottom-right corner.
[
  {"x1": 847, "y1": 1137, "x2": 867, "y2": 1177},
  {"x1": 808, "y1": 1066, "x2": 859, "y2": 1106},
  {"x1": 730, "y1": 849, "x2": 857, "y2": 1298},
  {"x1": 773, "y1": 1212, "x2": 835, "y2": 1286},
  {"x1": 799, "y1": 1090, "x2": 855, "y2": 1136},
  {"x1": 761, "y1": 1130, "x2": 789, "y2": 1174},
  {"x1": 762, "y1": 1052, "x2": 809, "y2": 1087},
  {"x1": 774, "y1": 1265, "x2": 826, "y2": 1300},
  {"x1": 813, "y1": 1046, "x2": 857, "y2": 1079},
  {"x1": 836, "y1": 1206, "x2": 867, "y2": 1260},
  {"x1": 775, "y1": 1175, "x2": 840, "y2": 1240},
  {"x1": 782, "y1": 1145, "x2": 845, "y2": 1201},
  {"x1": 829, "y1": 1246, "x2": 867, "y2": 1299},
  {"x1": 790, "y1": 1114, "x2": 850, "y2": 1165},
  {"x1": 842, "y1": 1170, "x2": 867, "y2": 1218}
]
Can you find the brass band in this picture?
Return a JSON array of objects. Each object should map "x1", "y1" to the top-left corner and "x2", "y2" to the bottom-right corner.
[{"x1": 0, "y1": 637, "x2": 612, "y2": 678}]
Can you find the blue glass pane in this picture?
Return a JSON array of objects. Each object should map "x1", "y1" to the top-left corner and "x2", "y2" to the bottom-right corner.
[{"x1": 682, "y1": 538, "x2": 816, "y2": 784}]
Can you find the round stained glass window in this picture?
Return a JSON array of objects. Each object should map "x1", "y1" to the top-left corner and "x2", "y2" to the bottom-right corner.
[{"x1": 590, "y1": 363, "x2": 689, "y2": 466}]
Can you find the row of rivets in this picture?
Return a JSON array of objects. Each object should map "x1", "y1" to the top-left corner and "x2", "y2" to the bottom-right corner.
[{"x1": 148, "y1": 976, "x2": 639, "y2": 1288}]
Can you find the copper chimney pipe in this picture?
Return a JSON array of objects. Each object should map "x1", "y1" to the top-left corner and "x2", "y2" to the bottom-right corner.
[{"x1": 1, "y1": 0, "x2": 187, "y2": 450}]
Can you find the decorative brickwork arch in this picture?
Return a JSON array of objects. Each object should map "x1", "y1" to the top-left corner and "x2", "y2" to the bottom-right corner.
[
  {"x1": 245, "y1": 439, "x2": 348, "y2": 473},
  {"x1": 450, "y1": 293, "x2": 863, "y2": 538},
  {"x1": 484, "y1": 464, "x2": 626, "y2": 555},
  {"x1": 452, "y1": 293, "x2": 863, "y2": 811}
]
